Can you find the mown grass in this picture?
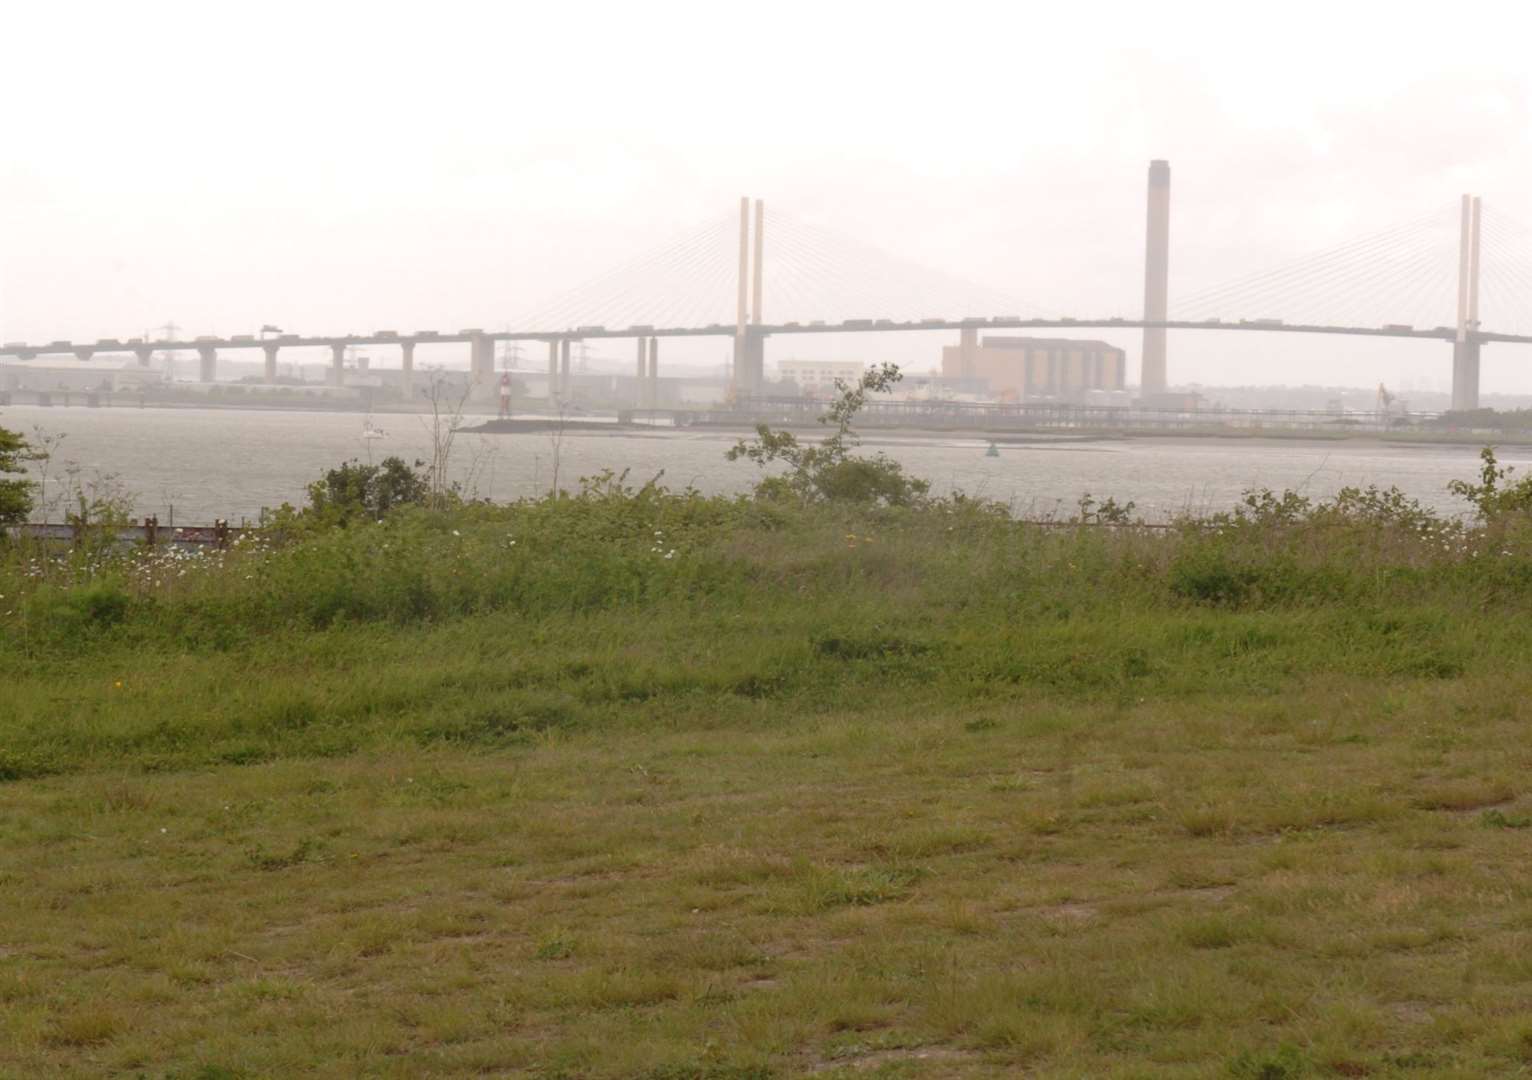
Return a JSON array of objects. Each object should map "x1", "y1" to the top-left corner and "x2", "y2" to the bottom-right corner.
[{"x1": 5, "y1": 487, "x2": 1532, "y2": 1075}]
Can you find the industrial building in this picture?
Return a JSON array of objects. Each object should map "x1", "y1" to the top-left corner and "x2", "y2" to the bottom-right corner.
[
  {"x1": 0, "y1": 356, "x2": 164, "y2": 393},
  {"x1": 940, "y1": 332, "x2": 1127, "y2": 401},
  {"x1": 774, "y1": 359, "x2": 866, "y2": 395}
]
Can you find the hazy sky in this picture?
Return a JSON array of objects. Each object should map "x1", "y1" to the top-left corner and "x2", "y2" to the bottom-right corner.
[{"x1": 5, "y1": 1, "x2": 1532, "y2": 393}]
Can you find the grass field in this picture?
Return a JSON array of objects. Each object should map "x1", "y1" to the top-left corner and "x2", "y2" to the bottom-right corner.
[{"x1": 5, "y1": 480, "x2": 1532, "y2": 1077}]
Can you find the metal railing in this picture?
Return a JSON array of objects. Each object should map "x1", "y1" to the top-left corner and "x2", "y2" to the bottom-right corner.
[{"x1": 7, "y1": 517, "x2": 243, "y2": 547}]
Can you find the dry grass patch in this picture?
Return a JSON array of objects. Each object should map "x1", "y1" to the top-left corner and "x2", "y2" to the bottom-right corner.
[{"x1": 7, "y1": 674, "x2": 1527, "y2": 1075}]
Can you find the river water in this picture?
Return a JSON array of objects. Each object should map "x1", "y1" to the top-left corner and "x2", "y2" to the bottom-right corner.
[{"x1": 2, "y1": 403, "x2": 1516, "y2": 524}]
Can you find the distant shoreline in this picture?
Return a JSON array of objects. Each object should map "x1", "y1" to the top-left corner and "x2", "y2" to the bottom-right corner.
[{"x1": 3, "y1": 397, "x2": 1527, "y2": 447}]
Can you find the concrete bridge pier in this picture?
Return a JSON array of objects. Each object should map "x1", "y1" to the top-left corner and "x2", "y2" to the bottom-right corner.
[
  {"x1": 196, "y1": 344, "x2": 218, "y2": 382},
  {"x1": 635, "y1": 338, "x2": 647, "y2": 404},
  {"x1": 400, "y1": 340, "x2": 415, "y2": 398},
  {"x1": 736, "y1": 328, "x2": 765, "y2": 395},
  {"x1": 466, "y1": 330, "x2": 490, "y2": 382},
  {"x1": 559, "y1": 339, "x2": 571, "y2": 398},
  {"x1": 132, "y1": 345, "x2": 155, "y2": 366},
  {"x1": 262, "y1": 343, "x2": 280, "y2": 383},
  {"x1": 72, "y1": 346, "x2": 95, "y2": 364},
  {"x1": 646, "y1": 336, "x2": 658, "y2": 407},
  {"x1": 546, "y1": 340, "x2": 559, "y2": 400},
  {"x1": 329, "y1": 343, "x2": 346, "y2": 386},
  {"x1": 1452, "y1": 339, "x2": 1482, "y2": 412}
]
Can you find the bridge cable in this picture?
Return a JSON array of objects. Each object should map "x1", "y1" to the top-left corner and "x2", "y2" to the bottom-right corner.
[
  {"x1": 1173, "y1": 220, "x2": 1447, "y2": 322},
  {"x1": 514, "y1": 212, "x2": 735, "y2": 331},
  {"x1": 1172, "y1": 207, "x2": 1451, "y2": 311},
  {"x1": 765, "y1": 208, "x2": 1043, "y2": 322},
  {"x1": 1172, "y1": 206, "x2": 1456, "y2": 322}
]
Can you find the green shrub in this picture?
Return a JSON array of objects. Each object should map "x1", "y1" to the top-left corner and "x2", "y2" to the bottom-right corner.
[
  {"x1": 728, "y1": 363, "x2": 930, "y2": 506},
  {"x1": 1170, "y1": 550, "x2": 1260, "y2": 607},
  {"x1": 0, "y1": 423, "x2": 36, "y2": 527},
  {"x1": 300, "y1": 456, "x2": 430, "y2": 528}
]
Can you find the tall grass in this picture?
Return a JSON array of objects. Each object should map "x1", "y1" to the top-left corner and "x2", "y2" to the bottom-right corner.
[{"x1": 4, "y1": 472, "x2": 1531, "y2": 781}]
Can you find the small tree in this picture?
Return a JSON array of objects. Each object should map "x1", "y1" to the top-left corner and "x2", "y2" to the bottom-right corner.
[
  {"x1": 1448, "y1": 447, "x2": 1532, "y2": 519},
  {"x1": 727, "y1": 362, "x2": 929, "y2": 506},
  {"x1": 419, "y1": 370, "x2": 474, "y2": 510},
  {"x1": 305, "y1": 456, "x2": 430, "y2": 526},
  {"x1": 0, "y1": 424, "x2": 38, "y2": 526}
]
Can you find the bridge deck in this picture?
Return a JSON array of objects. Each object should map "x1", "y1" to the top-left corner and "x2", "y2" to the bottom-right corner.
[{"x1": 3, "y1": 318, "x2": 1518, "y2": 360}]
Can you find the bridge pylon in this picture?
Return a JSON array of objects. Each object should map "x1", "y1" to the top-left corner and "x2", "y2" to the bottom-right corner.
[
  {"x1": 1452, "y1": 194, "x2": 1483, "y2": 412},
  {"x1": 732, "y1": 196, "x2": 766, "y2": 395}
]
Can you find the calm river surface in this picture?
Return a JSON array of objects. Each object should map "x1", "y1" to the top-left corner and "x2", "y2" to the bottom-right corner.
[{"x1": 2, "y1": 403, "x2": 1517, "y2": 524}]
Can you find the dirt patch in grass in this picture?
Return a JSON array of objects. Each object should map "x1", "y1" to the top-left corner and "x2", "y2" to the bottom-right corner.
[
  {"x1": 1037, "y1": 902, "x2": 1098, "y2": 922},
  {"x1": 810, "y1": 1045, "x2": 977, "y2": 1073}
]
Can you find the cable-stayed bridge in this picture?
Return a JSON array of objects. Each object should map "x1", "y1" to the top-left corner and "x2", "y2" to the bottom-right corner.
[{"x1": 2, "y1": 163, "x2": 1525, "y2": 410}]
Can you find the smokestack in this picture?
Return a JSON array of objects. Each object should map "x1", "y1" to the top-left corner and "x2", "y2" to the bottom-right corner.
[{"x1": 1141, "y1": 159, "x2": 1171, "y2": 396}]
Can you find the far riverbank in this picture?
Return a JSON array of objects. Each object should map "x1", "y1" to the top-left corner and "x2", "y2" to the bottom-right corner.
[
  {"x1": 4, "y1": 403, "x2": 1517, "y2": 525},
  {"x1": 9, "y1": 391, "x2": 1531, "y2": 446}
]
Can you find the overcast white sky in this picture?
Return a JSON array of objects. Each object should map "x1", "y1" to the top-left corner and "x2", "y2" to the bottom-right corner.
[{"x1": 5, "y1": 0, "x2": 1532, "y2": 392}]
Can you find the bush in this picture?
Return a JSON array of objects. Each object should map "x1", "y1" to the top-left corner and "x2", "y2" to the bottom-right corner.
[
  {"x1": 22, "y1": 580, "x2": 135, "y2": 642},
  {"x1": 1449, "y1": 446, "x2": 1532, "y2": 519},
  {"x1": 299, "y1": 456, "x2": 430, "y2": 527},
  {"x1": 0, "y1": 424, "x2": 36, "y2": 527},
  {"x1": 1169, "y1": 550, "x2": 1260, "y2": 607},
  {"x1": 727, "y1": 363, "x2": 929, "y2": 507}
]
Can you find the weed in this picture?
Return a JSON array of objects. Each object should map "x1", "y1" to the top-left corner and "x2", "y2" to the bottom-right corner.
[
  {"x1": 793, "y1": 863, "x2": 924, "y2": 912},
  {"x1": 245, "y1": 837, "x2": 325, "y2": 871},
  {"x1": 45, "y1": 1009, "x2": 121, "y2": 1048},
  {"x1": 535, "y1": 932, "x2": 576, "y2": 961},
  {"x1": 1481, "y1": 808, "x2": 1532, "y2": 829},
  {"x1": 1229, "y1": 1044, "x2": 1309, "y2": 1079}
]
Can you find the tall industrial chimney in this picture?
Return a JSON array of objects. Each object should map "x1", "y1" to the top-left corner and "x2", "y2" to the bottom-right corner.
[{"x1": 1141, "y1": 159, "x2": 1171, "y2": 397}]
